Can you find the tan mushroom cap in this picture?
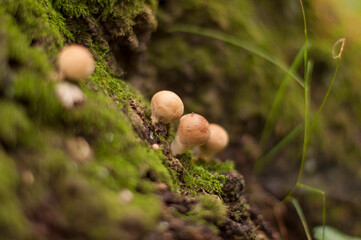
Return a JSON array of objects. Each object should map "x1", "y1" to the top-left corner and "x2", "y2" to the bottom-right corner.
[
  {"x1": 57, "y1": 44, "x2": 95, "y2": 82},
  {"x1": 171, "y1": 113, "x2": 210, "y2": 155},
  {"x1": 199, "y1": 124, "x2": 229, "y2": 160},
  {"x1": 178, "y1": 113, "x2": 210, "y2": 146},
  {"x1": 151, "y1": 90, "x2": 184, "y2": 124}
]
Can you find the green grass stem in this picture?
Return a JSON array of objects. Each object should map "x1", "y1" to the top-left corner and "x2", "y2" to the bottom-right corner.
[
  {"x1": 255, "y1": 124, "x2": 302, "y2": 175},
  {"x1": 292, "y1": 198, "x2": 312, "y2": 240},
  {"x1": 297, "y1": 0, "x2": 310, "y2": 185},
  {"x1": 283, "y1": 2, "x2": 326, "y2": 239},
  {"x1": 310, "y1": 39, "x2": 345, "y2": 134},
  {"x1": 259, "y1": 45, "x2": 305, "y2": 151},
  {"x1": 298, "y1": 183, "x2": 326, "y2": 240}
]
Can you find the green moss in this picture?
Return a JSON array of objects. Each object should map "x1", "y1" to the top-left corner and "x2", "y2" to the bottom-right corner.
[
  {"x1": 0, "y1": 150, "x2": 30, "y2": 239},
  {"x1": 52, "y1": 0, "x2": 145, "y2": 21},
  {"x1": 0, "y1": 101, "x2": 32, "y2": 147},
  {"x1": 233, "y1": 200, "x2": 251, "y2": 222},
  {"x1": 196, "y1": 158, "x2": 236, "y2": 172},
  {"x1": 0, "y1": 6, "x2": 53, "y2": 74},
  {"x1": 13, "y1": 71, "x2": 65, "y2": 125},
  {"x1": 0, "y1": 0, "x2": 69, "y2": 58},
  {"x1": 178, "y1": 152, "x2": 227, "y2": 196},
  {"x1": 55, "y1": 176, "x2": 161, "y2": 239},
  {"x1": 0, "y1": 0, "x2": 172, "y2": 238},
  {"x1": 87, "y1": 63, "x2": 148, "y2": 109},
  {"x1": 178, "y1": 194, "x2": 227, "y2": 233},
  {"x1": 55, "y1": 91, "x2": 176, "y2": 191},
  {"x1": 183, "y1": 165, "x2": 226, "y2": 196},
  {"x1": 9, "y1": 97, "x2": 168, "y2": 239}
]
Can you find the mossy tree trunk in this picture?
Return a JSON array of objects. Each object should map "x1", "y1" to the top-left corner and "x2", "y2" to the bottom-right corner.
[{"x1": 0, "y1": 1, "x2": 279, "y2": 240}]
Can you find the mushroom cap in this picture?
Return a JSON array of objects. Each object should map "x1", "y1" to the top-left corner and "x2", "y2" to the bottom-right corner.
[
  {"x1": 57, "y1": 44, "x2": 95, "y2": 81},
  {"x1": 151, "y1": 90, "x2": 184, "y2": 124},
  {"x1": 177, "y1": 113, "x2": 210, "y2": 147},
  {"x1": 199, "y1": 123, "x2": 229, "y2": 155}
]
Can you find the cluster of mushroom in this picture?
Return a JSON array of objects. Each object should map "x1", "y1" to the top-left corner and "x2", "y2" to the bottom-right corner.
[
  {"x1": 54, "y1": 44, "x2": 95, "y2": 109},
  {"x1": 53, "y1": 45, "x2": 228, "y2": 159},
  {"x1": 151, "y1": 90, "x2": 229, "y2": 160}
]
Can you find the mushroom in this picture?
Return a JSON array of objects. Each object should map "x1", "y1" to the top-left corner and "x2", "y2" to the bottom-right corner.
[
  {"x1": 66, "y1": 137, "x2": 93, "y2": 164},
  {"x1": 171, "y1": 113, "x2": 210, "y2": 156},
  {"x1": 54, "y1": 82, "x2": 86, "y2": 109},
  {"x1": 57, "y1": 44, "x2": 95, "y2": 81},
  {"x1": 150, "y1": 90, "x2": 184, "y2": 125},
  {"x1": 198, "y1": 124, "x2": 229, "y2": 160}
]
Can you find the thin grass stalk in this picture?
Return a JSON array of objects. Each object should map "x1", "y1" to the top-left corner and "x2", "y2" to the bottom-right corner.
[
  {"x1": 322, "y1": 194, "x2": 326, "y2": 240},
  {"x1": 310, "y1": 39, "x2": 344, "y2": 134},
  {"x1": 297, "y1": 183, "x2": 326, "y2": 240},
  {"x1": 292, "y1": 198, "x2": 312, "y2": 240},
  {"x1": 260, "y1": 45, "x2": 305, "y2": 150},
  {"x1": 255, "y1": 125, "x2": 302, "y2": 174},
  {"x1": 296, "y1": 0, "x2": 309, "y2": 185}
]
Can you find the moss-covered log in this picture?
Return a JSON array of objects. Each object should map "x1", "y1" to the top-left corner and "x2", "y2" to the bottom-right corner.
[{"x1": 0, "y1": 1, "x2": 279, "y2": 239}]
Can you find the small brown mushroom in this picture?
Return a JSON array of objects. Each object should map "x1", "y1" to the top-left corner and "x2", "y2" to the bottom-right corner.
[
  {"x1": 171, "y1": 113, "x2": 210, "y2": 156},
  {"x1": 150, "y1": 90, "x2": 184, "y2": 125},
  {"x1": 198, "y1": 124, "x2": 229, "y2": 160},
  {"x1": 57, "y1": 44, "x2": 95, "y2": 81}
]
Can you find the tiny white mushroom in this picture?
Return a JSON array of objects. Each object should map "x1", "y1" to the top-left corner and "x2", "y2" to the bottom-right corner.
[
  {"x1": 155, "y1": 182, "x2": 168, "y2": 192},
  {"x1": 66, "y1": 137, "x2": 93, "y2": 164},
  {"x1": 57, "y1": 44, "x2": 95, "y2": 81},
  {"x1": 118, "y1": 189, "x2": 134, "y2": 204},
  {"x1": 150, "y1": 90, "x2": 184, "y2": 125},
  {"x1": 198, "y1": 124, "x2": 229, "y2": 160},
  {"x1": 171, "y1": 113, "x2": 210, "y2": 156},
  {"x1": 152, "y1": 143, "x2": 160, "y2": 150},
  {"x1": 55, "y1": 82, "x2": 86, "y2": 109}
]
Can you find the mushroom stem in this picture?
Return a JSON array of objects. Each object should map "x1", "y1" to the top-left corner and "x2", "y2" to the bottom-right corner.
[
  {"x1": 151, "y1": 114, "x2": 160, "y2": 125},
  {"x1": 198, "y1": 150, "x2": 213, "y2": 160},
  {"x1": 171, "y1": 135, "x2": 189, "y2": 155},
  {"x1": 170, "y1": 113, "x2": 210, "y2": 156},
  {"x1": 54, "y1": 82, "x2": 86, "y2": 109},
  {"x1": 198, "y1": 124, "x2": 229, "y2": 160}
]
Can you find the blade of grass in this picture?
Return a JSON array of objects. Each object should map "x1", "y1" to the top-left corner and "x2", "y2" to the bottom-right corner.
[
  {"x1": 282, "y1": 0, "x2": 310, "y2": 203},
  {"x1": 297, "y1": 0, "x2": 310, "y2": 185},
  {"x1": 309, "y1": 39, "x2": 345, "y2": 134},
  {"x1": 283, "y1": 64, "x2": 313, "y2": 201},
  {"x1": 298, "y1": 183, "x2": 326, "y2": 240},
  {"x1": 256, "y1": 61, "x2": 312, "y2": 175},
  {"x1": 256, "y1": 55, "x2": 312, "y2": 175},
  {"x1": 260, "y1": 45, "x2": 305, "y2": 150},
  {"x1": 292, "y1": 197, "x2": 312, "y2": 240},
  {"x1": 283, "y1": 3, "x2": 331, "y2": 238},
  {"x1": 322, "y1": 194, "x2": 326, "y2": 240},
  {"x1": 255, "y1": 124, "x2": 302, "y2": 175},
  {"x1": 169, "y1": 24, "x2": 304, "y2": 88}
]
